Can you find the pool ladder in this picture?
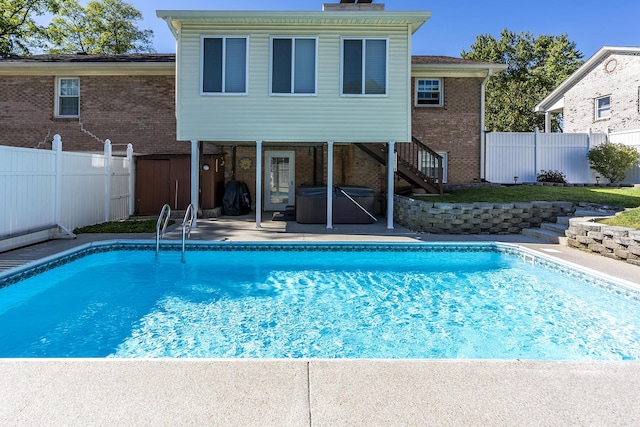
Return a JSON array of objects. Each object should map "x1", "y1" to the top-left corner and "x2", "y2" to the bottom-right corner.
[
  {"x1": 181, "y1": 203, "x2": 196, "y2": 262},
  {"x1": 156, "y1": 204, "x2": 171, "y2": 255},
  {"x1": 156, "y1": 203, "x2": 196, "y2": 262}
]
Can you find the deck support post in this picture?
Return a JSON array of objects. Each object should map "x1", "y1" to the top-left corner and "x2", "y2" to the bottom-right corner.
[
  {"x1": 326, "y1": 141, "x2": 334, "y2": 229},
  {"x1": 387, "y1": 141, "x2": 395, "y2": 229},
  {"x1": 190, "y1": 140, "x2": 199, "y2": 228},
  {"x1": 255, "y1": 140, "x2": 262, "y2": 229}
]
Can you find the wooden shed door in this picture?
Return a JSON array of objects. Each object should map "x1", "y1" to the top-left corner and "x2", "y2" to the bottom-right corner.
[{"x1": 136, "y1": 158, "x2": 170, "y2": 214}]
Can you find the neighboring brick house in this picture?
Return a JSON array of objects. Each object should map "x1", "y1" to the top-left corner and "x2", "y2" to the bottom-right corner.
[
  {"x1": 535, "y1": 46, "x2": 640, "y2": 133},
  {"x1": 0, "y1": 54, "x2": 225, "y2": 214}
]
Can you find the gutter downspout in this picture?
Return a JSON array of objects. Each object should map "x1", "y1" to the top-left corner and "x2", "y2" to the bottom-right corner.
[{"x1": 479, "y1": 68, "x2": 492, "y2": 181}]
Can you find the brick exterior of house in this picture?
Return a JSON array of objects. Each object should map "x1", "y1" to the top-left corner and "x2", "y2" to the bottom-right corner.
[
  {"x1": 562, "y1": 52, "x2": 640, "y2": 133},
  {"x1": 1, "y1": 54, "x2": 499, "y2": 213},
  {"x1": 0, "y1": 74, "x2": 180, "y2": 154},
  {"x1": 411, "y1": 77, "x2": 484, "y2": 184}
]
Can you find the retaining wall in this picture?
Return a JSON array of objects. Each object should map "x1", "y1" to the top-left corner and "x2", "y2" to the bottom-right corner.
[
  {"x1": 565, "y1": 218, "x2": 640, "y2": 266},
  {"x1": 394, "y1": 196, "x2": 575, "y2": 235}
]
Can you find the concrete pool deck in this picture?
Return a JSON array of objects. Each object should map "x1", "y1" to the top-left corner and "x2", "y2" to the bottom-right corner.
[{"x1": 1, "y1": 216, "x2": 640, "y2": 426}]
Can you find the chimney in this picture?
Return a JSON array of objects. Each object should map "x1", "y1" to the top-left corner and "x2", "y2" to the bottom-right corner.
[{"x1": 323, "y1": 0, "x2": 385, "y2": 11}]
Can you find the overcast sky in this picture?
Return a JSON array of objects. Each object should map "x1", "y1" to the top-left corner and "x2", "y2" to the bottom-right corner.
[{"x1": 57, "y1": 1, "x2": 640, "y2": 60}]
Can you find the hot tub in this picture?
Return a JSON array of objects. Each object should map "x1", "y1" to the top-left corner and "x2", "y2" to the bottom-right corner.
[{"x1": 295, "y1": 186, "x2": 375, "y2": 224}]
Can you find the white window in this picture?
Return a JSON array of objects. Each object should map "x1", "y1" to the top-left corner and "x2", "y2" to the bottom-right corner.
[
  {"x1": 56, "y1": 77, "x2": 79, "y2": 117},
  {"x1": 341, "y1": 38, "x2": 387, "y2": 95},
  {"x1": 271, "y1": 37, "x2": 317, "y2": 95},
  {"x1": 595, "y1": 95, "x2": 611, "y2": 119},
  {"x1": 201, "y1": 36, "x2": 248, "y2": 94},
  {"x1": 415, "y1": 78, "x2": 443, "y2": 107}
]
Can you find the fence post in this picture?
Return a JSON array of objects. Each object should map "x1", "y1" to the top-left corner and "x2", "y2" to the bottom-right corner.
[
  {"x1": 52, "y1": 134, "x2": 63, "y2": 227},
  {"x1": 104, "y1": 139, "x2": 112, "y2": 223},
  {"x1": 586, "y1": 128, "x2": 593, "y2": 183},
  {"x1": 127, "y1": 143, "x2": 134, "y2": 216},
  {"x1": 534, "y1": 127, "x2": 540, "y2": 180}
]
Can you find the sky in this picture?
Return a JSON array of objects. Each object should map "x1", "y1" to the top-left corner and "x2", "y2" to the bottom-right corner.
[{"x1": 122, "y1": 0, "x2": 640, "y2": 61}]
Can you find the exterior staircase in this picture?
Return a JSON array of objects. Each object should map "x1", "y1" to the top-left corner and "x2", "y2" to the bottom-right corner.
[{"x1": 355, "y1": 136, "x2": 443, "y2": 195}]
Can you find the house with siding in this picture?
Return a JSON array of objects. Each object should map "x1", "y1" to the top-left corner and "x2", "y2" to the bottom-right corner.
[
  {"x1": 0, "y1": 1, "x2": 504, "y2": 224},
  {"x1": 156, "y1": 1, "x2": 505, "y2": 228},
  {"x1": 535, "y1": 46, "x2": 640, "y2": 133}
]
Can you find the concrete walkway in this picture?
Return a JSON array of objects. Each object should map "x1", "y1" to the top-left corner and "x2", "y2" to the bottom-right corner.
[{"x1": 1, "y1": 216, "x2": 640, "y2": 426}]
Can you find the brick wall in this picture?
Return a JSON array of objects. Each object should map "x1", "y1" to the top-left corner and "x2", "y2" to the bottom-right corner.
[
  {"x1": 563, "y1": 53, "x2": 640, "y2": 133},
  {"x1": 0, "y1": 75, "x2": 180, "y2": 154},
  {"x1": 411, "y1": 77, "x2": 483, "y2": 184}
]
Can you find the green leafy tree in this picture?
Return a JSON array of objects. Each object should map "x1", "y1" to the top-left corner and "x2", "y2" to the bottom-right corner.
[
  {"x1": 45, "y1": 0, "x2": 154, "y2": 54},
  {"x1": 587, "y1": 142, "x2": 640, "y2": 184},
  {"x1": 0, "y1": 0, "x2": 61, "y2": 57},
  {"x1": 461, "y1": 29, "x2": 583, "y2": 132}
]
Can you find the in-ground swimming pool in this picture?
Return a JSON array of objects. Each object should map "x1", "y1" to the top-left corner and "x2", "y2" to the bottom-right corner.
[{"x1": 0, "y1": 241, "x2": 639, "y2": 359}]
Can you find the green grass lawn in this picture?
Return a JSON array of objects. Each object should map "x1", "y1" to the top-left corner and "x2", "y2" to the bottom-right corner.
[
  {"x1": 599, "y1": 207, "x2": 640, "y2": 230},
  {"x1": 414, "y1": 186, "x2": 640, "y2": 230},
  {"x1": 416, "y1": 186, "x2": 640, "y2": 208},
  {"x1": 73, "y1": 219, "x2": 174, "y2": 234}
]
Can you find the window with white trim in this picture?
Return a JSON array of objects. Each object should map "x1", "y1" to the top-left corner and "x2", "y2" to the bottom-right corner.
[
  {"x1": 415, "y1": 78, "x2": 443, "y2": 107},
  {"x1": 201, "y1": 36, "x2": 248, "y2": 94},
  {"x1": 271, "y1": 37, "x2": 317, "y2": 95},
  {"x1": 341, "y1": 38, "x2": 387, "y2": 95},
  {"x1": 595, "y1": 95, "x2": 611, "y2": 119},
  {"x1": 56, "y1": 77, "x2": 80, "y2": 117}
]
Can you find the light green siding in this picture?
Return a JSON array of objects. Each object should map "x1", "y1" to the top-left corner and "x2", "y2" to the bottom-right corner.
[{"x1": 176, "y1": 23, "x2": 411, "y2": 143}]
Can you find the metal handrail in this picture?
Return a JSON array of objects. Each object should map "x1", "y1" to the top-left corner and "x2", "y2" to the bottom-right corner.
[
  {"x1": 181, "y1": 203, "x2": 196, "y2": 262},
  {"x1": 156, "y1": 204, "x2": 171, "y2": 255}
]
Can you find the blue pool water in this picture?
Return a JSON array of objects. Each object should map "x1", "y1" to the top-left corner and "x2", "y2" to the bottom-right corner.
[{"x1": 1, "y1": 242, "x2": 639, "y2": 359}]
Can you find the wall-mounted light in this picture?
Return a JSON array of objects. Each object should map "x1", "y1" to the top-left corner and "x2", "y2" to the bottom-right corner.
[{"x1": 202, "y1": 163, "x2": 210, "y2": 171}]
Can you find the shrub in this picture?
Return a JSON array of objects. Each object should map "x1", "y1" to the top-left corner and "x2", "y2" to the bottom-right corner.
[
  {"x1": 587, "y1": 142, "x2": 640, "y2": 184},
  {"x1": 536, "y1": 170, "x2": 567, "y2": 183}
]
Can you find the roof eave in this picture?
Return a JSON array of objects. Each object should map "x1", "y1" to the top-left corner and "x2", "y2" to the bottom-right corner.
[
  {"x1": 156, "y1": 10, "x2": 431, "y2": 34},
  {"x1": 0, "y1": 62, "x2": 175, "y2": 76}
]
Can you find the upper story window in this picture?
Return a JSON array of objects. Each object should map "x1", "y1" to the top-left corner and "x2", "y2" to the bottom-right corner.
[
  {"x1": 415, "y1": 78, "x2": 443, "y2": 107},
  {"x1": 341, "y1": 38, "x2": 387, "y2": 96},
  {"x1": 56, "y1": 77, "x2": 80, "y2": 117},
  {"x1": 595, "y1": 95, "x2": 611, "y2": 120},
  {"x1": 271, "y1": 37, "x2": 317, "y2": 95},
  {"x1": 201, "y1": 36, "x2": 248, "y2": 95}
]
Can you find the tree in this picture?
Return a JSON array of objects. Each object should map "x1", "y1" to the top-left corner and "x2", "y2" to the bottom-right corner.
[
  {"x1": 0, "y1": 0, "x2": 61, "y2": 57},
  {"x1": 587, "y1": 142, "x2": 640, "y2": 184},
  {"x1": 45, "y1": 0, "x2": 154, "y2": 54},
  {"x1": 461, "y1": 29, "x2": 583, "y2": 132}
]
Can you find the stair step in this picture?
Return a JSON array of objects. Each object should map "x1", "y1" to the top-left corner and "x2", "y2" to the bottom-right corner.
[
  {"x1": 556, "y1": 216, "x2": 572, "y2": 225},
  {"x1": 541, "y1": 222, "x2": 568, "y2": 233},
  {"x1": 522, "y1": 227, "x2": 565, "y2": 244},
  {"x1": 573, "y1": 209, "x2": 612, "y2": 217}
]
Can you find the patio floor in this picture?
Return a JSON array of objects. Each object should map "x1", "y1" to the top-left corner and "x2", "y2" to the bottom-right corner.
[{"x1": 1, "y1": 215, "x2": 639, "y2": 426}]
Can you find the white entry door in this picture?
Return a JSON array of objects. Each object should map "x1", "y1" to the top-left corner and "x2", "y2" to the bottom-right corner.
[{"x1": 264, "y1": 151, "x2": 295, "y2": 211}]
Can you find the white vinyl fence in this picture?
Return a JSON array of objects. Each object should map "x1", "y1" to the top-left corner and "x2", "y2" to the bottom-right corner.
[
  {"x1": 0, "y1": 134, "x2": 133, "y2": 248},
  {"x1": 485, "y1": 128, "x2": 640, "y2": 184}
]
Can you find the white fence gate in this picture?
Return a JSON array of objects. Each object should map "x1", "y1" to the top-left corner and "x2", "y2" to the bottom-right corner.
[
  {"x1": 0, "y1": 135, "x2": 133, "y2": 251},
  {"x1": 485, "y1": 128, "x2": 639, "y2": 184}
]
